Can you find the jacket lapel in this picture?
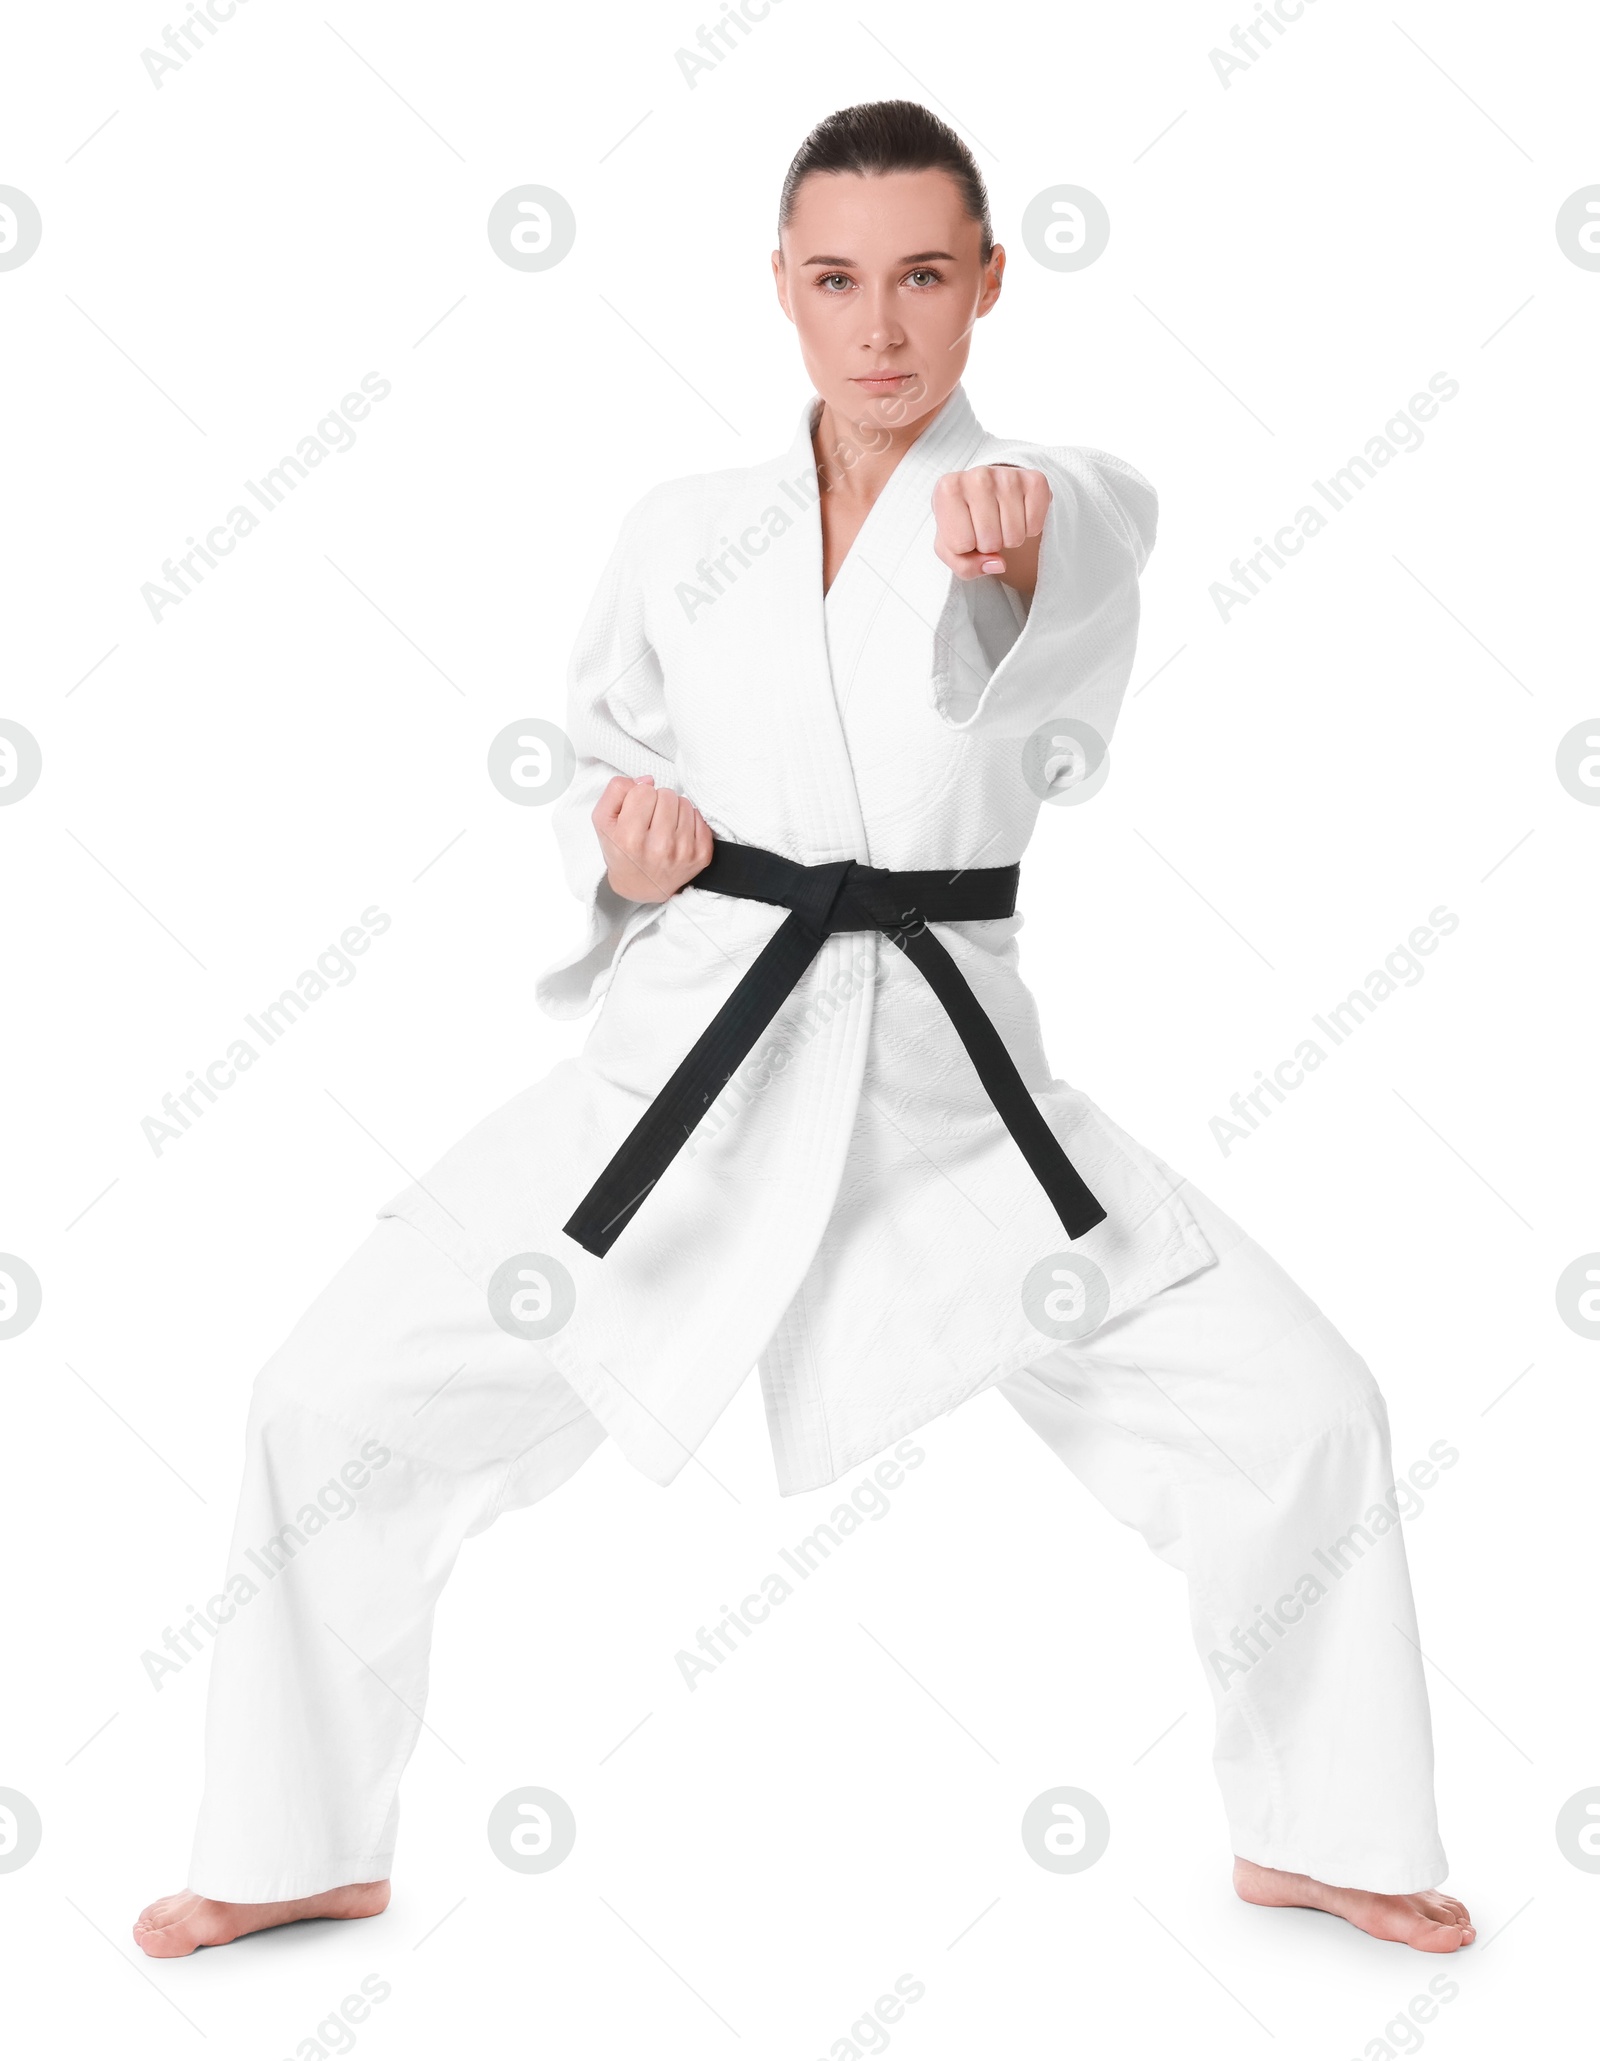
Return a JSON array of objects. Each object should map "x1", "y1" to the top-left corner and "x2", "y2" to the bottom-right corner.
[{"x1": 822, "y1": 385, "x2": 987, "y2": 709}]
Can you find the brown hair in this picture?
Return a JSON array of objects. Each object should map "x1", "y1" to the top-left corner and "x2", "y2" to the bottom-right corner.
[{"x1": 778, "y1": 100, "x2": 993, "y2": 262}]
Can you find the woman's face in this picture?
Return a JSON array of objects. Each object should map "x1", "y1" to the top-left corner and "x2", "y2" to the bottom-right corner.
[{"x1": 772, "y1": 166, "x2": 1004, "y2": 437}]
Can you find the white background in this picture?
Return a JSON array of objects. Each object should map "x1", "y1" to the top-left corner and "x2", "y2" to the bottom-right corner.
[{"x1": 2, "y1": 0, "x2": 1597, "y2": 2053}]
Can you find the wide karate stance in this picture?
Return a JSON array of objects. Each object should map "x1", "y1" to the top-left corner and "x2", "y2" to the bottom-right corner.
[{"x1": 136, "y1": 101, "x2": 1472, "y2": 1957}]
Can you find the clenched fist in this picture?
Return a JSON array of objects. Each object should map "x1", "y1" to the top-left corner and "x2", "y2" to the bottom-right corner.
[
  {"x1": 593, "y1": 774, "x2": 713, "y2": 903},
  {"x1": 933, "y1": 464, "x2": 1051, "y2": 600}
]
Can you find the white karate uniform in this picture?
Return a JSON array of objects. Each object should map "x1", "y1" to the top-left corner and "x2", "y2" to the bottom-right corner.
[
  {"x1": 185, "y1": 386, "x2": 1447, "y2": 1898},
  {"x1": 374, "y1": 385, "x2": 1213, "y2": 1492},
  {"x1": 187, "y1": 1181, "x2": 1446, "y2": 1901}
]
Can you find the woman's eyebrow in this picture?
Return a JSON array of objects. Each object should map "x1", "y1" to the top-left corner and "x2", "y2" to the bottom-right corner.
[{"x1": 801, "y1": 249, "x2": 958, "y2": 266}]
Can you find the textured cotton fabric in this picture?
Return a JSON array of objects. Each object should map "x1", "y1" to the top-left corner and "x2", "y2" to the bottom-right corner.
[{"x1": 375, "y1": 385, "x2": 1216, "y2": 1493}]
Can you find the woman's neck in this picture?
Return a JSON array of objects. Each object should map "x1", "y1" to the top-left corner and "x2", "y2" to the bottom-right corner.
[{"x1": 810, "y1": 391, "x2": 946, "y2": 512}]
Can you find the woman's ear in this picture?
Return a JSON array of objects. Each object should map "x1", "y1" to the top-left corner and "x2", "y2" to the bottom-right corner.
[
  {"x1": 771, "y1": 249, "x2": 794, "y2": 323},
  {"x1": 978, "y1": 243, "x2": 1006, "y2": 319}
]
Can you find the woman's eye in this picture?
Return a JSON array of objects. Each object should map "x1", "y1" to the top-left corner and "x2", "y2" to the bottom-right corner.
[
  {"x1": 906, "y1": 269, "x2": 942, "y2": 287},
  {"x1": 819, "y1": 273, "x2": 852, "y2": 292}
]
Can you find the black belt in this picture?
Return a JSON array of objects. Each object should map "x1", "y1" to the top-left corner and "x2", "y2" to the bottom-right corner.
[{"x1": 563, "y1": 842, "x2": 1107, "y2": 1258}]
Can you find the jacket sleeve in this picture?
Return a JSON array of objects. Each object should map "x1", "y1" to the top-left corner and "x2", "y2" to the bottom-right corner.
[
  {"x1": 927, "y1": 445, "x2": 1158, "y2": 773},
  {"x1": 534, "y1": 492, "x2": 681, "y2": 1020}
]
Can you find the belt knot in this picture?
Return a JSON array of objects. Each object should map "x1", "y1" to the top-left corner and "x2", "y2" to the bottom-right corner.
[{"x1": 787, "y1": 858, "x2": 855, "y2": 941}]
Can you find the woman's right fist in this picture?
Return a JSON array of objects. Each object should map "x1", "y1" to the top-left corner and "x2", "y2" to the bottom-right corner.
[{"x1": 592, "y1": 774, "x2": 713, "y2": 903}]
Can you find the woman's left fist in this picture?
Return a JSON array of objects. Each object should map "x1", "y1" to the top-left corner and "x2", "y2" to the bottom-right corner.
[{"x1": 932, "y1": 465, "x2": 1051, "y2": 585}]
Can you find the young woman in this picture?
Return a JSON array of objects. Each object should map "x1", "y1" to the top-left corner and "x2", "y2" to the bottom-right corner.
[{"x1": 135, "y1": 100, "x2": 1472, "y2": 1958}]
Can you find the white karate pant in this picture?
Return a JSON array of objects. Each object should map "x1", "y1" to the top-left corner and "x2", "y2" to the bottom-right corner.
[{"x1": 186, "y1": 1182, "x2": 1447, "y2": 1902}]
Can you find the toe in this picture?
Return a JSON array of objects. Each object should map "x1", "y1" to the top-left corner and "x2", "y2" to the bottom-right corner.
[
  {"x1": 134, "y1": 1920, "x2": 201, "y2": 1959},
  {"x1": 132, "y1": 1893, "x2": 207, "y2": 1957},
  {"x1": 1411, "y1": 1916, "x2": 1469, "y2": 1955}
]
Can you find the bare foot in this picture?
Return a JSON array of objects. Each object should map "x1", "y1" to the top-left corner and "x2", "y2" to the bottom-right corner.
[
  {"x1": 133, "y1": 1880, "x2": 390, "y2": 1958},
  {"x1": 1234, "y1": 1857, "x2": 1473, "y2": 1953}
]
